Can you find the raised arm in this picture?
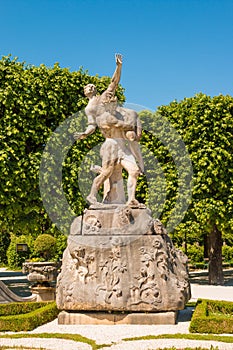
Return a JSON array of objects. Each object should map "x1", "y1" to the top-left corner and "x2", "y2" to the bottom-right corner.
[{"x1": 103, "y1": 54, "x2": 122, "y2": 97}]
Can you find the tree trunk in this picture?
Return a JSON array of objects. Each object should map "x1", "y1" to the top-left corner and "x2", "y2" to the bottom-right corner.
[
  {"x1": 207, "y1": 224, "x2": 224, "y2": 285},
  {"x1": 204, "y1": 234, "x2": 208, "y2": 259}
]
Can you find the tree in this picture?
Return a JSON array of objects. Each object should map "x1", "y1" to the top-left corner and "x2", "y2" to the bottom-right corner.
[
  {"x1": 149, "y1": 94, "x2": 233, "y2": 285},
  {"x1": 6, "y1": 234, "x2": 34, "y2": 269},
  {"x1": 0, "y1": 56, "x2": 125, "y2": 238},
  {"x1": 0, "y1": 230, "x2": 10, "y2": 265}
]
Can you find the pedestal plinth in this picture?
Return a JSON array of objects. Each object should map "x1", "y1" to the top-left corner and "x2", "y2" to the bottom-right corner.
[
  {"x1": 31, "y1": 286, "x2": 56, "y2": 301},
  {"x1": 56, "y1": 205, "x2": 191, "y2": 323}
]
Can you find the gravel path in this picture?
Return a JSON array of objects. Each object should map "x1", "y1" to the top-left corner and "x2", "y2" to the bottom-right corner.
[
  {"x1": 30, "y1": 312, "x2": 192, "y2": 344},
  {"x1": 0, "y1": 282, "x2": 233, "y2": 349},
  {"x1": 0, "y1": 337, "x2": 91, "y2": 349}
]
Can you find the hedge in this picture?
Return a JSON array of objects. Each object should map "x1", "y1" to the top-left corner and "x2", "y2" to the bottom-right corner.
[
  {"x1": 0, "y1": 301, "x2": 58, "y2": 331},
  {"x1": 189, "y1": 299, "x2": 233, "y2": 334},
  {"x1": 0, "y1": 301, "x2": 50, "y2": 316}
]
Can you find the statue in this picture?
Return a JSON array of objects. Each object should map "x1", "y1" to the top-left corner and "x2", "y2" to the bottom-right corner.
[
  {"x1": 56, "y1": 54, "x2": 191, "y2": 324},
  {"x1": 74, "y1": 54, "x2": 144, "y2": 206}
]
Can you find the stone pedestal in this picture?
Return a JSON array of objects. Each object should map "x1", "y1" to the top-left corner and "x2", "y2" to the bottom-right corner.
[
  {"x1": 31, "y1": 286, "x2": 56, "y2": 301},
  {"x1": 23, "y1": 261, "x2": 60, "y2": 302},
  {"x1": 58, "y1": 310, "x2": 178, "y2": 325},
  {"x1": 56, "y1": 205, "x2": 191, "y2": 323}
]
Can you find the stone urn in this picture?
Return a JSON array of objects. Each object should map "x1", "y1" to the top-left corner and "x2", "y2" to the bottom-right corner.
[{"x1": 23, "y1": 261, "x2": 61, "y2": 301}]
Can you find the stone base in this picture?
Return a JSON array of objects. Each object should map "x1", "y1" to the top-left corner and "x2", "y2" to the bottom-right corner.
[
  {"x1": 56, "y1": 208, "x2": 191, "y2": 313},
  {"x1": 58, "y1": 310, "x2": 178, "y2": 325},
  {"x1": 31, "y1": 286, "x2": 56, "y2": 302}
]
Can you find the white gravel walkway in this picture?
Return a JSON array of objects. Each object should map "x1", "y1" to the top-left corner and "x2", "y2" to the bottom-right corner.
[
  {"x1": 0, "y1": 337, "x2": 90, "y2": 350},
  {"x1": 1, "y1": 336, "x2": 233, "y2": 350},
  {"x1": 0, "y1": 283, "x2": 233, "y2": 349},
  {"x1": 30, "y1": 317, "x2": 191, "y2": 343}
]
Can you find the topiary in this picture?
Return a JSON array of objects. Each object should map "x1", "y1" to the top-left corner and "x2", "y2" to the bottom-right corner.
[{"x1": 33, "y1": 234, "x2": 56, "y2": 261}]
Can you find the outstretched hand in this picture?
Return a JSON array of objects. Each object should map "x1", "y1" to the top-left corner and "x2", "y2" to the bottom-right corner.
[
  {"x1": 73, "y1": 132, "x2": 85, "y2": 140},
  {"x1": 115, "y1": 53, "x2": 123, "y2": 65}
]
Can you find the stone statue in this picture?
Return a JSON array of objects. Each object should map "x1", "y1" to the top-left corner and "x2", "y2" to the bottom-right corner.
[
  {"x1": 74, "y1": 54, "x2": 144, "y2": 206},
  {"x1": 56, "y1": 54, "x2": 191, "y2": 324}
]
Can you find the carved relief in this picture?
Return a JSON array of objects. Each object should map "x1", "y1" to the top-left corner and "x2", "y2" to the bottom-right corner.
[
  {"x1": 95, "y1": 246, "x2": 127, "y2": 304},
  {"x1": 128, "y1": 239, "x2": 172, "y2": 307},
  {"x1": 153, "y1": 219, "x2": 167, "y2": 235},
  {"x1": 129, "y1": 267, "x2": 162, "y2": 307},
  {"x1": 84, "y1": 215, "x2": 102, "y2": 234},
  {"x1": 70, "y1": 246, "x2": 96, "y2": 284},
  {"x1": 117, "y1": 207, "x2": 134, "y2": 225},
  {"x1": 165, "y1": 237, "x2": 189, "y2": 280},
  {"x1": 56, "y1": 216, "x2": 191, "y2": 311}
]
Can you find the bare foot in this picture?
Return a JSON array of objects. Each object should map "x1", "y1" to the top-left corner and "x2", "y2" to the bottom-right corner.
[
  {"x1": 86, "y1": 194, "x2": 98, "y2": 204},
  {"x1": 126, "y1": 199, "x2": 140, "y2": 207}
]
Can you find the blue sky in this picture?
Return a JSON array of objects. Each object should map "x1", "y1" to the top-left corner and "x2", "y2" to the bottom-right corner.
[{"x1": 1, "y1": 0, "x2": 233, "y2": 110}]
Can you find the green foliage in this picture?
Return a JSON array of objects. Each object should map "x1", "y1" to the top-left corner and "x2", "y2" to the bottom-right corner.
[
  {"x1": 222, "y1": 245, "x2": 233, "y2": 262},
  {"x1": 54, "y1": 232, "x2": 67, "y2": 261},
  {"x1": 0, "y1": 55, "x2": 125, "y2": 238},
  {"x1": 183, "y1": 243, "x2": 204, "y2": 264},
  {"x1": 6, "y1": 234, "x2": 34, "y2": 268},
  {"x1": 190, "y1": 299, "x2": 233, "y2": 333},
  {"x1": 137, "y1": 94, "x2": 233, "y2": 275},
  {"x1": 1, "y1": 333, "x2": 99, "y2": 350},
  {"x1": 1, "y1": 55, "x2": 232, "y2": 276},
  {"x1": 155, "y1": 94, "x2": 233, "y2": 235},
  {"x1": 0, "y1": 301, "x2": 58, "y2": 331},
  {"x1": 34, "y1": 234, "x2": 56, "y2": 260},
  {"x1": 0, "y1": 301, "x2": 52, "y2": 316},
  {"x1": 123, "y1": 333, "x2": 233, "y2": 345},
  {"x1": 0, "y1": 230, "x2": 10, "y2": 265}
]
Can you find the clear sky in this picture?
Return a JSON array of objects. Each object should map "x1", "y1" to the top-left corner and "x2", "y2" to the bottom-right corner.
[{"x1": 1, "y1": 0, "x2": 233, "y2": 110}]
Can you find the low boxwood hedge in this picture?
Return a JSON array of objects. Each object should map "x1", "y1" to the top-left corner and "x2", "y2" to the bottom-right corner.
[
  {"x1": 0, "y1": 301, "x2": 51, "y2": 316},
  {"x1": 189, "y1": 299, "x2": 233, "y2": 334},
  {"x1": 0, "y1": 301, "x2": 58, "y2": 331}
]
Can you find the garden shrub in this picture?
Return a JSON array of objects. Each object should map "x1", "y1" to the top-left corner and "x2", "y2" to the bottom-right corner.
[
  {"x1": 190, "y1": 299, "x2": 233, "y2": 334},
  {"x1": 0, "y1": 301, "x2": 51, "y2": 316},
  {"x1": 222, "y1": 245, "x2": 233, "y2": 262},
  {"x1": 0, "y1": 301, "x2": 58, "y2": 331},
  {"x1": 54, "y1": 233, "x2": 67, "y2": 261},
  {"x1": 34, "y1": 234, "x2": 56, "y2": 260},
  {"x1": 6, "y1": 234, "x2": 34, "y2": 269},
  {"x1": 183, "y1": 243, "x2": 204, "y2": 264}
]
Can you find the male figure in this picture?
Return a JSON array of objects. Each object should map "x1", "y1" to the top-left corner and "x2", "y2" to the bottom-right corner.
[{"x1": 74, "y1": 54, "x2": 144, "y2": 206}]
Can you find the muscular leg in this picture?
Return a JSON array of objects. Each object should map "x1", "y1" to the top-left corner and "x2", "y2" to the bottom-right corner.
[
  {"x1": 87, "y1": 163, "x2": 114, "y2": 204},
  {"x1": 128, "y1": 140, "x2": 144, "y2": 174},
  {"x1": 120, "y1": 159, "x2": 140, "y2": 206}
]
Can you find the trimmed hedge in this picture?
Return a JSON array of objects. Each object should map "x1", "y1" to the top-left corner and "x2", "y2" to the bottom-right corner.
[
  {"x1": 0, "y1": 301, "x2": 58, "y2": 331},
  {"x1": 190, "y1": 299, "x2": 233, "y2": 334},
  {"x1": 0, "y1": 301, "x2": 50, "y2": 316}
]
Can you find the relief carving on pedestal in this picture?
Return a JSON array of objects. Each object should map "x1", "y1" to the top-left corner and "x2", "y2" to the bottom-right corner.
[
  {"x1": 83, "y1": 215, "x2": 102, "y2": 234},
  {"x1": 95, "y1": 246, "x2": 127, "y2": 304},
  {"x1": 128, "y1": 239, "x2": 171, "y2": 308},
  {"x1": 70, "y1": 246, "x2": 96, "y2": 284},
  {"x1": 117, "y1": 207, "x2": 134, "y2": 225}
]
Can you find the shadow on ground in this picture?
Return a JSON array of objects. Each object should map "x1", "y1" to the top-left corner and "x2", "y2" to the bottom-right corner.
[{"x1": 189, "y1": 268, "x2": 233, "y2": 286}]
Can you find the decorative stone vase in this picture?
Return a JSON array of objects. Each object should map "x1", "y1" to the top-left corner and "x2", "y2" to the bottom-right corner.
[
  {"x1": 23, "y1": 261, "x2": 61, "y2": 301},
  {"x1": 23, "y1": 261, "x2": 60, "y2": 285}
]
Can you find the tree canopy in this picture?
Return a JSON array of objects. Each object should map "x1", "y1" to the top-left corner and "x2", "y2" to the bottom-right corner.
[
  {"x1": 1, "y1": 56, "x2": 232, "y2": 284},
  {"x1": 154, "y1": 94, "x2": 233, "y2": 237},
  {"x1": 142, "y1": 94, "x2": 233, "y2": 284},
  {"x1": 0, "y1": 55, "x2": 125, "y2": 237}
]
